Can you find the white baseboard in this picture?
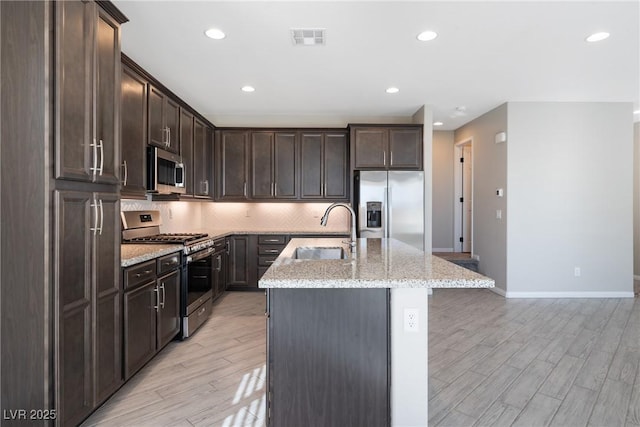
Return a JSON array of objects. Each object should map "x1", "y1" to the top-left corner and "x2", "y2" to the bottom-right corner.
[
  {"x1": 504, "y1": 291, "x2": 635, "y2": 299},
  {"x1": 471, "y1": 254, "x2": 480, "y2": 261},
  {"x1": 432, "y1": 248, "x2": 454, "y2": 252}
]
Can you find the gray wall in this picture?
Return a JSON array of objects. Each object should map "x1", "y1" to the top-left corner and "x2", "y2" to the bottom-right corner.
[
  {"x1": 432, "y1": 131, "x2": 455, "y2": 251},
  {"x1": 507, "y1": 103, "x2": 633, "y2": 295},
  {"x1": 454, "y1": 104, "x2": 508, "y2": 292},
  {"x1": 634, "y1": 121, "x2": 640, "y2": 277}
]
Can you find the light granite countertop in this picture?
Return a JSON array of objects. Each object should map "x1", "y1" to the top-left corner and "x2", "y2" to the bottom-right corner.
[
  {"x1": 121, "y1": 244, "x2": 183, "y2": 267},
  {"x1": 259, "y1": 237, "x2": 495, "y2": 289},
  {"x1": 121, "y1": 230, "x2": 348, "y2": 267}
]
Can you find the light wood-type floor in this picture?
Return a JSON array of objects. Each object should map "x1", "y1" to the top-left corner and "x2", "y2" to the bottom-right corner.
[{"x1": 83, "y1": 289, "x2": 640, "y2": 427}]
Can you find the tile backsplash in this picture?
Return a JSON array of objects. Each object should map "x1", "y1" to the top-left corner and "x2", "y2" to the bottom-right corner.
[{"x1": 121, "y1": 200, "x2": 350, "y2": 233}]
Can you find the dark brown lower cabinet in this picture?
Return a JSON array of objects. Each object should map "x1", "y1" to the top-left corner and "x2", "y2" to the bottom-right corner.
[
  {"x1": 123, "y1": 257, "x2": 181, "y2": 380},
  {"x1": 55, "y1": 189, "x2": 122, "y2": 426},
  {"x1": 267, "y1": 288, "x2": 390, "y2": 426},
  {"x1": 226, "y1": 235, "x2": 258, "y2": 291}
]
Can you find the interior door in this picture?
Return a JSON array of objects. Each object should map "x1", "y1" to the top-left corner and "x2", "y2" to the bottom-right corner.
[{"x1": 462, "y1": 145, "x2": 472, "y2": 252}]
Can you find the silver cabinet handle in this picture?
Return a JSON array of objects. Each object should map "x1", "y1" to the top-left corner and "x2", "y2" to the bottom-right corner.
[
  {"x1": 134, "y1": 269, "x2": 153, "y2": 278},
  {"x1": 390, "y1": 151, "x2": 393, "y2": 165},
  {"x1": 217, "y1": 255, "x2": 222, "y2": 271},
  {"x1": 243, "y1": 182, "x2": 247, "y2": 197},
  {"x1": 98, "y1": 139, "x2": 104, "y2": 176},
  {"x1": 264, "y1": 249, "x2": 279, "y2": 253},
  {"x1": 90, "y1": 197, "x2": 99, "y2": 235},
  {"x1": 98, "y1": 199, "x2": 104, "y2": 235},
  {"x1": 90, "y1": 138, "x2": 98, "y2": 179},
  {"x1": 197, "y1": 306, "x2": 206, "y2": 316},
  {"x1": 160, "y1": 283, "x2": 166, "y2": 308},
  {"x1": 383, "y1": 151, "x2": 386, "y2": 166},
  {"x1": 263, "y1": 239, "x2": 280, "y2": 243},
  {"x1": 203, "y1": 180, "x2": 209, "y2": 195},
  {"x1": 153, "y1": 286, "x2": 160, "y2": 311},
  {"x1": 122, "y1": 160, "x2": 128, "y2": 186}
]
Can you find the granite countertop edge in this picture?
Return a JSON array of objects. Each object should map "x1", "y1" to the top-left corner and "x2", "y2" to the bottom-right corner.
[{"x1": 259, "y1": 237, "x2": 495, "y2": 290}]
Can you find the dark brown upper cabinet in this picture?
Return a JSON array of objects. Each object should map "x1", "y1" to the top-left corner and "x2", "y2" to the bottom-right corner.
[
  {"x1": 120, "y1": 63, "x2": 148, "y2": 198},
  {"x1": 180, "y1": 109, "x2": 195, "y2": 196},
  {"x1": 193, "y1": 119, "x2": 213, "y2": 198},
  {"x1": 148, "y1": 85, "x2": 181, "y2": 154},
  {"x1": 300, "y1": 131, "x2": 349, "y2": 200},
  {"x1": 251, "y1": 131, "x2": 297, "y2": 199},
  {"x1": 55, "y1": 1, "x2": 121, "y2": 184},
  {"x1": 215, "y1": 130, "x2": 250, "y2": 200},
  {"x1": 351, "y1": 125, "x2": 423, "y2": 170}
]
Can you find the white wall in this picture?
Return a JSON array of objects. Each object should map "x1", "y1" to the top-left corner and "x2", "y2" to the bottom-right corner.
[
  {"x1": 634, "y1": 121, "x2": 640, "y2": 277},
  {"x1": 507, "y1": 102, "x2": 634, "y2": 296},
  {"x1": 432, "y1": 131, "x2": 455, "y2": 251},
  {"x1": 454, "y1": 104, "x2": 508, "y2": 292},
  {"x1": 413, "y1": 106, "x2": 433, "y2": 254}
]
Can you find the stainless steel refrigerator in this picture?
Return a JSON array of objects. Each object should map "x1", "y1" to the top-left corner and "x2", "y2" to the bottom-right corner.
[{"x1": 356, "y1": 171, "x2": 424, "y2": 251}]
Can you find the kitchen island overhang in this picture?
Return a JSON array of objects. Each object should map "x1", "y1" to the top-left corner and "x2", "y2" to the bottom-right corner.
[{"x1": 259, "y1": 237, "x2": 494, "y2": 427}]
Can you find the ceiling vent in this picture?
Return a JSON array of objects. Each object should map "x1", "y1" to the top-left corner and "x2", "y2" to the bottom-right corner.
[{"x1": 291, "y1": 28, "x2": 326, "y2": 46}]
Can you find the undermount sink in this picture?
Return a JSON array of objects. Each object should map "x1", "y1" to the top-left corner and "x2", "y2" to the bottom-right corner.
[{"x1": 292, "y1": 246, "x2": 348, "y2": 260}]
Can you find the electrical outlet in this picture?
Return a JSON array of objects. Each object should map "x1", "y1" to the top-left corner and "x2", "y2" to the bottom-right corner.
[
  {"x1": 574, "y1": 267, "x2": 581, "y2": 277},
  {"x1": 404, "y1": 308, "x2": 419, "y2": 332},
  {"x1": 168, "y1": 208, "x2": 173, "y2": 219}
]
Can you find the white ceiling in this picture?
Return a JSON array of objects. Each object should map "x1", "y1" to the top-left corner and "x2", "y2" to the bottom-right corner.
[{"x1": 113, "y1": 1, "x2": 640, "y2": 130}]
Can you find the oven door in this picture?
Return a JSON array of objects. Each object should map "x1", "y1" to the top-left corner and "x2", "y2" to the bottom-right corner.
[{"x1": 182, "y1": 247, "x2": 214, "y2": 338}]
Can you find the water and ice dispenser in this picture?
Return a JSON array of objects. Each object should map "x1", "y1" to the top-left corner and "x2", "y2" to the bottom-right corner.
[{"x1": 366, "y1": 202, "x2": 382, "y2": 228}]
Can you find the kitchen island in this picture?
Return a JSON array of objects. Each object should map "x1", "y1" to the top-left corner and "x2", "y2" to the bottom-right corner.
[{"x1": 259, "y1": 237, "x2": 494, "y2": 427}]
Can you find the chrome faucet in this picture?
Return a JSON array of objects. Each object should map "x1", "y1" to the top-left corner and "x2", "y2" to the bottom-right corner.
[{"x1": 320, "y1": 203, "x2": 357, "y2": 252}]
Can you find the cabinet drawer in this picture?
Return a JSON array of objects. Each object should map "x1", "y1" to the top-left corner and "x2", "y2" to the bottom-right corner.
[
  {"x1": 258, "y1": 235, "x2": 287, "y2": 245},
  {"x1": 124, "y1": 260, "x2": 156, "y2": 289},
  {"x1": 212, "y1": 238, "x2": 226, "y2": 252},
  {"x1": 258, "y1": 245, "x2": 285, "y2": 256},
  {"x1": 258, "y1": 255, "x2": 278, "y2": 267},
  {"x1": 157, "y1": 252, "x2": 181, "y2": 275}
]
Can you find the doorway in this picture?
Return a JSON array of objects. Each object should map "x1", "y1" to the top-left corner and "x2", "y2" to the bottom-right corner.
[{"x1": 454, "y1": 139, "x2": 472, "y2": 253}]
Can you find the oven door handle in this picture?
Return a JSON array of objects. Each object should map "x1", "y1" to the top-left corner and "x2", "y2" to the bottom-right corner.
[{"x1": 187, "y1": 247, "x2": 215, "y2": 263}]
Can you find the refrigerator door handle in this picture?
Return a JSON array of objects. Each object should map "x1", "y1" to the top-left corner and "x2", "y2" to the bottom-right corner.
[
  {"x1": 387, "y1": 185, "x2": 392, "y2": 238},
  {"x1": 384, "y1": 186, "x2": 389, "y2": 238}
]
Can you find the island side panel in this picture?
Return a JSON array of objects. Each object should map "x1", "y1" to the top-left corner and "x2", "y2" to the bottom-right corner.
[
  {"x1": 390, "y1": 287, "x2": 429, "y2": 426},
  {"x1": 267, "y1": 288, "x2": 390, "y2": 427}
]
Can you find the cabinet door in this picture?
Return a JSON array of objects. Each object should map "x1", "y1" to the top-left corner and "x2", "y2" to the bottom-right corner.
[
  {"x1": 120, "y1": 64, "x2": 148, "y2": 197},
  {"x1": 216, "y1": 130, "x2": 249, "y2": 200},
  {"x1": 299, "y1": 133, "x2": 323, "y2": 199},
  {"x1": 324, "y1": 132, "x2": 349, "y2": 200},
  {"x1": 180, "y1": 110, "x2": 194, "y2": 195},
  {"x1": 212, "y1": 252, "x2": 225, "y2": 299},
  {"x1": 55, "y1": 190, "x2": 93, "y2": 426},
  {"x1": 93, "y1": 193, "x2": 122, "y2": 403},
  {"x1": 251, "y1": 132, "x2": 274, "y2": 199},
  {"x1": 94, "y1": 9, "x2": 120, "y2": 184},
  {"x1": 157, "y1": 269, "x2": 181, "y2": 349},
  {"x1": 353, "y1": 127, "x2": 388, "y2": 169},
  {"x1": 194, "y1": 119, "x2": 213, "y2": 198},
  {"x1": 389, "y1": 128, "x2": 423, "y2": 169},
  {"x1": 123, "y1": 281, "x2": 157, "y2": 379},
  {"x1": 274, "y1": 132, "x2": 297, "y2": 199},
  {"x1": 54, "y1": 0, "x2": 94, "y2": 181},
  {"x1": 227, "y1": 235, "x2": 257, "y2": 290},
  {"x1": 148, "y1": 85, "x2": 166, "y2": 148},
  {"x1": 164, "y1": 97, "x2": 181, "y2": 154}
]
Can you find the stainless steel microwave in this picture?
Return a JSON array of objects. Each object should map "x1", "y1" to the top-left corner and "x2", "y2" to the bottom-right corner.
[{"x1": 147, "y1": 146, "x2": 186, "y2": 194}]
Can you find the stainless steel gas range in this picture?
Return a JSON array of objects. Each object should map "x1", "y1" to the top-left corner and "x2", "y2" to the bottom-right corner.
[{"x1": 121, "y1": 210, "x2": 217, "y2": 338}]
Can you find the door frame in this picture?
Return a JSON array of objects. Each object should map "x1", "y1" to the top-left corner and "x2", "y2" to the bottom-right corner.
[{"x1": 453, "y1": 138, "x2": 473, "y2": 253}]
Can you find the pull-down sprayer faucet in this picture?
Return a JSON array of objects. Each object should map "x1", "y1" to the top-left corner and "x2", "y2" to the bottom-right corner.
[{"x1": 320, "y1": 203, "x2": 357, "y2": 252}]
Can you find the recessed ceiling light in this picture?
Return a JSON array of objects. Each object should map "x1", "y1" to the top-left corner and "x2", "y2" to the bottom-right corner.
[
  {"x1": 417, "y1": 30, "x2": 438, "y2": 42},
  {"x1": 433, "y1": 121, "x2": 444, "y2": 126},
  {"x1": 585, "y1": 32, "x2": 610, "y2": 42},
  {"x1": 241, "y1": 86, "x2": 255, "y2": 93},
  {"x1": 386, "y1": 87, "x2": 399, "y2": 94},
  {"x1": 205, "y1": 28, "x2": 226, "y2": 40}
]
